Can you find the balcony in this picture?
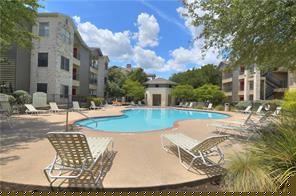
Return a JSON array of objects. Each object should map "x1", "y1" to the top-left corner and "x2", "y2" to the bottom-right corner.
[
  {"x1": 72, "y1": 73, "x2": 79, "y2": 81},
  {"x1": 72, "y1": 73, "x2": 80, "y2": 87},
  {"x1": 90, "y1": 66, "x2": 98, "y2": 74},
  {"x1": 89, "y1": 78, "x2": 97, "y2": 85}
]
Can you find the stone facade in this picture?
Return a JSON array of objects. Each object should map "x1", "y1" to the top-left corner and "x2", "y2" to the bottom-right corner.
[{"x1": 30, "y1": 13, "x2": 75, "y2": 102}]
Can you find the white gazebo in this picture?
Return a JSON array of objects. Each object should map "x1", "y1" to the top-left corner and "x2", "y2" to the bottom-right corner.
[{"x1": 144, "y1": 78, "x2": 177, "y2": 107}]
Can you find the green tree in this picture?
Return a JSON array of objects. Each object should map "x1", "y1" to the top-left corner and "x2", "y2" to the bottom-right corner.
[
  {"x1": 183, "y1": 0, "x2": 296, "y2": 70},
  {"x1": 106, "y1": 66, "x2": 128, "y2": 97},
  {"x1": 170, "y1": 64, "x2": 221, "y2": 88},
  {"x1": 106, "y1": 81, "x2": 125, "y2": 98},
  {"x1": 172, "y1": 84, "x2": 195, "y2": 101},
  {"x1": 122, "y1": 79, "x2": 145, "y2": 101},
  {"x1": 127, "y1": 68, "x2": 148, "y2": 84},
  {"x1": 194, "y1": 84, "x2": 225, "y2": 104},
  {"x1": 0, "y1": 0, "x2": 41, "y2": 50}
]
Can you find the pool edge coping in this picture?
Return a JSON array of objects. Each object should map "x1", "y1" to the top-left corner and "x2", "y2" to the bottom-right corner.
[{"x1": 70, "y1": 106, "x2": 232, "y2": 134}]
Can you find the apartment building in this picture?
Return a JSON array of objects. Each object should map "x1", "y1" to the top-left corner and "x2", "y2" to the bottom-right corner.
[
  {"x1": 91, "y1": 48, "x2": 109, "y2": 97},
  {"x1": 220, "y1": 62, "x2": 296, "y2": 101},
  {"x1": 0, "y1": 13, "x2": 108, "y2": 102}
]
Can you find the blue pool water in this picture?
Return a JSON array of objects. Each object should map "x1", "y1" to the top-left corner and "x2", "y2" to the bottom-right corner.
[{"x1": 75, "y1": 108, "x2": 229, "y2": 132}]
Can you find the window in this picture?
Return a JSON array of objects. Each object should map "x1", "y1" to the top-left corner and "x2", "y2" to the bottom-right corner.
[
  {"x1": 39, "y1": 22, "x2": 49, "y2": 36},
  {"x1": 60, "y1": 85, "x2": 69, "y2": 98},
  {"x1": 61, "y1": 56, "x2": 69, "y2": 71},
  {"x1": 37, "y1": 83, "x2": 47, "y2": 93},
  {"x1": 38, "y1": 53, "x2": 48, "y2": 67}
]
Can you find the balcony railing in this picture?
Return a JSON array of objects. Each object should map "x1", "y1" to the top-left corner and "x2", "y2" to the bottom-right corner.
[
  {"x1": 72, "y1": 73, "x2": 79, "y2": 80},
  {"x1": 89, "y1": 78, "x2": 97, "y2": 85}
]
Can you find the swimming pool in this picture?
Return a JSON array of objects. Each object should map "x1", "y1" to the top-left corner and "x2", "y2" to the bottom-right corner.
[{"x1": 75, "y1": 108, "x2": 229, "y2": 132}]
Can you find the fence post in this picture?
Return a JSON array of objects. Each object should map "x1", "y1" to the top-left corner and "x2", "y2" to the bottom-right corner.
[{"x1": 65, "y1": 95, "x2": 69, "y2": 132}]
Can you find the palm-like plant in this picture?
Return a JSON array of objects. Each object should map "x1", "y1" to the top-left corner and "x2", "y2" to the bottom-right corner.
[{"x1": 224, "y1": 90, "x2": 296, "y2": 191}]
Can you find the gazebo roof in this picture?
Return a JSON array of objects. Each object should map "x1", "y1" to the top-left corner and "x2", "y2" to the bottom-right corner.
[{"x1": 144, "y1": 78, "x2": 177, "y2": 85}]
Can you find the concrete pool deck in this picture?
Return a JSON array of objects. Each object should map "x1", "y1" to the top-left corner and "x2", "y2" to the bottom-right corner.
[{"x1": 0, "y1": 106, "x2": 247, "y2": 189}]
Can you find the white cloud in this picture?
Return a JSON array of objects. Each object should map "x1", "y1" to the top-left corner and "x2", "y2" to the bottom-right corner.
[
  {"x1": 73, "y1": 15, "x2": 133, "y2": 61},
  {"x1": 136, "y1": 13, "x2": 160, "y2": 48},
  {"x1": 72, "y1": 6, "x2": 222, "y2": 76},
  {"x1": 133, "y1": 46, "x2": 165, "y2": 71}
]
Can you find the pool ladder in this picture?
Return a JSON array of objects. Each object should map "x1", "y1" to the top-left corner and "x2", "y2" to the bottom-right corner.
[{"x1": 75, "y1": 110, "x2": 98, "y2": 127}]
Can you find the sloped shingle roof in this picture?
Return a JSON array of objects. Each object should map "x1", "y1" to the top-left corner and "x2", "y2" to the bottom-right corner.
[{"x1": 144, "y1": 78, "x2": 177, "y2": 85}]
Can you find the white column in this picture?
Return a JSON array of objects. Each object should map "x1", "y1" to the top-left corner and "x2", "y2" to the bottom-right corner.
[
  {"x1": 244, "y1": 69, "x2": 249, "y2": 101},
  {"x1": 253, "y1": 66, "x2": 261, "y2": 100}
]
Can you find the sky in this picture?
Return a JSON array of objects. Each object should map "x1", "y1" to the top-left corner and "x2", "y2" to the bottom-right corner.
[{"x1": 39, "y1": 0, "x2": 222, "y2": 79}]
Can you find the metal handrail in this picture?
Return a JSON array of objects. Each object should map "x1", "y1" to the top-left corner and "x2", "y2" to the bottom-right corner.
[{"x1": 75, "y1": 110, "x2": 98, "y2": 127}]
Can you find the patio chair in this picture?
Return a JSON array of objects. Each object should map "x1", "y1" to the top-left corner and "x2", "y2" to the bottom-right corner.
[
  {"x1": 177, "y1": 102, "x2": 184, "y2": 107},
  {"x1": 24, "y1": 104, "x2": 48, "y2": 115},
  {"x1": 217, "y1": 111, "x2": 254, "y2": 126},
  {"x1": 272, "y1": 106, "x2": 281, "y2": 116},
  {"x1": 256, "y1": 105, "x2": 264, "y2": 115},
  {"x1": 72, "y1": 101, "x2": 86, "y2": 111},
  {"x1": 209, "y1": 112, "x2": 267, "y2": 140},
  {"x1": 205, "y1": 103, "x2": 213, "y2": 110},
  {"x1": 44, "y1": 132, "x2": 113, "y2": 186},
  {"x1": 138, "y1": 101, "x2": 143, "y2": 106},
  {"x1": 130, "y1": 101, "x2": 137, "y2": 106},
  {"x1": 187, "y1": 102, "x2": 194, "y2": 108},
  {"x1": 161, "y1": 133, "x2": 228, "y2": 169},
  {"x1": 239, "y1": 105, "x2": 252, "y2": 113},
  {"x1": 208, "y1": 122, "x2": 257, "y2": 141},
  {"x1": 49, "y1": 102, "x2": 65, "y2": 113},
  {"x1": 89, "y1": 101, "x2": 101, "y2": 110},
  {"x1": 182, "y1": 102, "x2": 189, "y2": 108}
]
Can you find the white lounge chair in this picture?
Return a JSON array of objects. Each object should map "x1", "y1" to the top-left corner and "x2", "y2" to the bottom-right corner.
[
  {"x1": 208, "y1": 122, "x2": 258, "y2": 141},
  {"x1": 49, "y1": 102, "x2": 65, "y2": 113},
  {"x1": 161, "y1": 133, "x2": 228, "y2": 169},
  {"x1": 238, "y1": 105, "x2": 252, "y2": 113},
  {"x1": 72, "y1": 101, "x2": 86, "y2": 111},
  {"x1": 89, "y1": 101, "x2": 101, "y2": 110},
  {"x1": 256, "y1": 105, "x2": 264, "y2": 115},
  {"x1": 217, "y1": 111, "x2": 254, "y2": 126},
  {"x1": 138, "y1": 101, "x2": 143, "y2": 106},
  {"x1": 205, "y1": 103, "x2": 213, "y2": 110},
  {"x1": 44, "y1": 132, "x2": 113, "y2": 186},
  {"x1": 182, "y1": 102, "x2": 189, "y2": 108},
  {"x1": 187, "y1": 102, "x2": 194, "y2": 108},
  {"x1": 177, "y1": 102, "x2": 184, "y2": 107},
  {"x1": 24, "y1": 104, "x2": 47, "y2": 115},
  {"x1": 272, "y1": 106, "x2": 281, "y2": 116},
  {"x1": 130, "y1": 101, "x2": 137, "y2": 106}
]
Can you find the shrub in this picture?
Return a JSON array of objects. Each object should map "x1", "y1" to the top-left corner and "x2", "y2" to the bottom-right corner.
[
  {"x1": 215, "y1": 105, "x2": 224, "y2": 111},
  {"x1": 87, "y1": 97, "x2": 104, "y2": 106},
  {"x1": 224, "y1": 91, "x2": 296, "y2": 191},
  {"x1": 282, "y1": 89, "x2": 296, "y2": 113},
  {"x1": 224, "y1": 152, "x2": 275, "y2": 191},
  {"x1": 234, "y1": 101, "x2": 252, "y2": 110},
  {"x1": 13, "y1": 90, "x2": 31, "y2": 105}
]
